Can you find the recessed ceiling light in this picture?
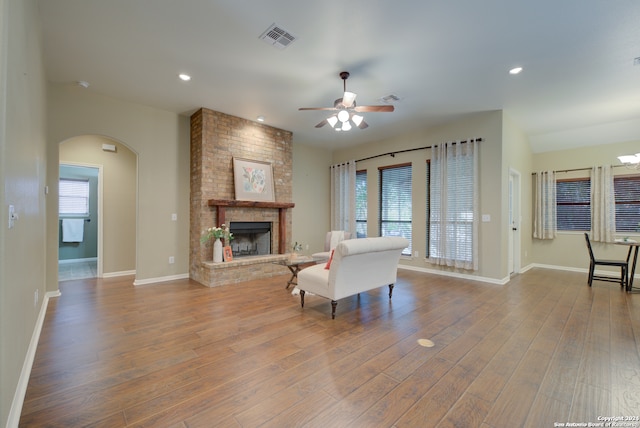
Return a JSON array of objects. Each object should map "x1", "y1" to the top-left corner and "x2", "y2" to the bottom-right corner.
[
  {"x1": 257, "y1": 116, "x2": 265, "y2": 122},
  {"x1": 509, "y1": 67, "x2": 523, "y2": 75},
  {"x1": 178, "y1": 73, "x2": 191, "y2": 81},
  {"x1": 76, "y1": 80, "x2": 90, "y2": 88}
]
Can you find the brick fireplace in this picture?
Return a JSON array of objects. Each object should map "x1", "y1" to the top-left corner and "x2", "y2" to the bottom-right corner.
[{"x1": 190, "y1": 108, "x2": 294, "y2": 287}]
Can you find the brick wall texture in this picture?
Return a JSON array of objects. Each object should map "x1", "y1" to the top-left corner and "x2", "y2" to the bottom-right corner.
[{"x1": 190, "y1": 108, "x2": 294, "y2": 286}]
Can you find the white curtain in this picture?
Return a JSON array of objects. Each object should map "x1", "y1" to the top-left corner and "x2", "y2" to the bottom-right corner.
[
  {"x1": 428, "y1": 140, "x2": 478, "y2": 270},
  {"x1": 591, "y1": 165, "x2": 616, "y2": 242},
  {"x1": 533, "y1": 171, "x2": 557, "y2": 239},
  {"x1": 330, "y1": 160, "x2": 357, "y2": 233}
]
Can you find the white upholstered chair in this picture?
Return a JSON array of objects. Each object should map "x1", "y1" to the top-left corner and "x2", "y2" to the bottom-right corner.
[{"x1": 311, "y1": 230, "x2": 352, "y2": 260}]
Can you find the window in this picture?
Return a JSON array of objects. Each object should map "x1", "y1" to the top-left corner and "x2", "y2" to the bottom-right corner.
[
  {"x1": 355, "y1": 170, "x2": 367, "y2": 238},
  {"x1": 379, "y1": 163, "x2": 412, "y2": 255},
  {"x1": 428, "y1": 148, "x2": 476, "y2": 266},
  {"x1": 615, "y1": 175, "x2": 640, "y2": 232},
  {"x1": 59, "y1": 179, "x2": 90, "y2": 216},
  {"x1": 556, "y1": 178, "x2": 590, "y2": 231},
  {"x1": 556, "y1": 174, "x2": 640, "y2": 232},
  {"x1": 425, "y1": 160, "x2": 430, "y2": 258}
]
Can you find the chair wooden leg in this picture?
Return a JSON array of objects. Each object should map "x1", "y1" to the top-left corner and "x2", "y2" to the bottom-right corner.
[
  {"x1": 388, "y1": 284, "x2": 394, "y2": 298},
  {"x1": 588, "y1": 263, "x2": 594, "y2": 286},
  {"x1": 300, "y1": 290, "x2": 305, "y2": 308},
  {"x1": 331, "y1": 300, "x2": 337, "y2": 319}
]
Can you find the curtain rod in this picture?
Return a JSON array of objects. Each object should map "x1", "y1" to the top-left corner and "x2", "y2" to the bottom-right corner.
[
  {"x1": 331, "y1": 138, "x2": 483, "y2": 167},
  {"x1": 531, "y1": 164, "x2": 627, "y2": 175}
]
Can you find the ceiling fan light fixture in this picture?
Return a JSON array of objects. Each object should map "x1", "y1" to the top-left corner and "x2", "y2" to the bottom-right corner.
[
  {"x1": 352, "y1": 114, "x2": 364, "y2": 126},
  {"x1": 326, "y1": 116, "x2": 338, "y2": 128},
  {"x1": 337, "y1": 110, "x2": 350, "y2": 123},
  {"x1": 342, "y1": 121, "x2": 352, "y2": 131},
  {"x1": 342, "y1": 91, "x2": 357, "y2": 107}
]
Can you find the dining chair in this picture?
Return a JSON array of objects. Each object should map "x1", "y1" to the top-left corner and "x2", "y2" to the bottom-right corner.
[{"x1": 584, "y1": 232, "x2": 628, "y2": 287}]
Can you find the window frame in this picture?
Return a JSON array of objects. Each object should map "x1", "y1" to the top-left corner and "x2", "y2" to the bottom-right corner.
[
  {"x1": 378, "y1": 162, "x2": 412, "y2": 256},
  {"x1": 59, "y1": 178, "x2": 91, "y2": 217}
]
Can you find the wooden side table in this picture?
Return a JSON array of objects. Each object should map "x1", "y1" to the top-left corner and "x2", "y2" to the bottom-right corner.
[{"x1": 275, "y1": 256, "x2": 318, "y2": 289}]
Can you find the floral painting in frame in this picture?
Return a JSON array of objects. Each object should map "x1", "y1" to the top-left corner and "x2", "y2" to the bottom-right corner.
[{"x1": 233, "y1": 158, "x2": 275, "y2": 202}]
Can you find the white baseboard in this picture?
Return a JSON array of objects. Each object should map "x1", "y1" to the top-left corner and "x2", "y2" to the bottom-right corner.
[
  {"x1": 133, "y1": 273, "x2": 190, "y2": 286},
  {"x1": 102, "y1": 269, "x2": 136, "y2": 278},
  {"x1": 398, "y1": 264, "x2": 510, "y2": 285},
  {"x1": 6, "y1": 290, "x2": 60, "y2": 428}
]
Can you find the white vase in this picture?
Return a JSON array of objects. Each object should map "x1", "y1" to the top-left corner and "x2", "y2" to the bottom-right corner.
[{"x1": 213, "y1": 238, "x2": 223, "y2": 263}]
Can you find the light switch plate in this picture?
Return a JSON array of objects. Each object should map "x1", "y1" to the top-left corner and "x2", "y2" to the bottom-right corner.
[{"x1": 482, "y1": 214, "x2": 491, "y2": 222}]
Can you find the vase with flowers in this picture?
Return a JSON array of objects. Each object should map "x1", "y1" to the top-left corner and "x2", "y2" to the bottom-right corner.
[{"x1": 201, "y1": 224, "x2": 234, "y2": 263}]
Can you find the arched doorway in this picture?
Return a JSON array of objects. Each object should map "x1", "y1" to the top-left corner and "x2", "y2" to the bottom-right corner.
[{"x1": 58, "y1": 135, "x2": 137, "y2": 281}]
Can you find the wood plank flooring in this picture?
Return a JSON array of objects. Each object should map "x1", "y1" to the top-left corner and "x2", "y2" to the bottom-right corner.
[{"x1": 20, "y1": 268, "x2": 640, "y2": 427}]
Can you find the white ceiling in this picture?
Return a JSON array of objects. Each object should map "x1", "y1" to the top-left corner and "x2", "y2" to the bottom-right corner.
[{"x1": 37, "y1": 0, "x2": 640, "y2": 152}]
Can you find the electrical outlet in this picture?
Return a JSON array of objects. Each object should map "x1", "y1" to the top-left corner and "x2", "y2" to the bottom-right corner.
[
  {"x1": 171, "y1": 213, "x2": 177, "y2": 221},
  {"x1": 169, "y1": 256, "x2": 175, "y2": 264},
  {"x1": 414, "y1": 251, "x2": 419, "y2": 258},
  {"x1": 34, "y1": 289, "x2": 39, "y2": 307}
]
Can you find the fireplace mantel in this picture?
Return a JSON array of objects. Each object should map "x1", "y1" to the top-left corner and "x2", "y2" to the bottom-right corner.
[{"x1": 207, "y1": 199, "x2": 295, "y2": 254}]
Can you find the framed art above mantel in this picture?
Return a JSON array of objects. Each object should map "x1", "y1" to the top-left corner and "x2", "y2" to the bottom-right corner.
[{"x1": 233, "y1": 158, "x2": 275, "y2": 202}]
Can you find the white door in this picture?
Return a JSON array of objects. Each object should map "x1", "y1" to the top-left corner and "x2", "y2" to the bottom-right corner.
[{"x1": 508, "y1": 169, "x2": 521, "y2": 275}]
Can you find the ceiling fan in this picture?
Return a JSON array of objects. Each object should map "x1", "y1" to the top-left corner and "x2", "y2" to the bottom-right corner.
[{"x1": 299, "y1": 71, "x2": 394, "y2": 131}]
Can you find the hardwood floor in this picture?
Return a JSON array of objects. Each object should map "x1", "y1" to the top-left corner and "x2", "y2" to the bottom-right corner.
[{"x1": 20, "y1": 268, "x2": 640, "y2": 427}]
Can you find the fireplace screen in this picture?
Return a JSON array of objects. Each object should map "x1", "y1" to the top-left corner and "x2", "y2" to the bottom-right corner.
[{"x1": 229, "y1": 222, "x2": 272, "y2": 257}]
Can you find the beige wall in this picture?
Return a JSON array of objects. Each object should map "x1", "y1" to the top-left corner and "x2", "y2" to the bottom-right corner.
[
  {"x1": 332, "y1": 111, "x2": 507, "y2": 281},
  {"x1": 502, "y1": 113, "x2": 534, "y2": 271},
  {"x1": 532, "y1": 139, "x2": 640, "y2": 270},
  {"x1": 59, "y1": 136, "x2": 137, "y2": 275},
  {"x1": 292, "y1": 142, "x2": 332, "y2": 255},
  {"x1": 46, "y1": 85, "x2": 191, "y2": 286},
  {"x1": 0, "y1": 0, "x2": 48, "y2": 424}
]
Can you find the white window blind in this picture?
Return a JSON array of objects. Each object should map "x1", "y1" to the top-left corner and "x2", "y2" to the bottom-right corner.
[
  {"x1": 59, "y1": 179, "x2": 90, "y2": 216},
  {"x1": 556, "y1": 178, "x2": 591, "y2": 231},
  {"x1": 379, "y1": 163, "x2": 412, "y2": 255},
  {"x1": 614, "y1": 175, "x2": 640, "y2": 232},
  {"x1": 355, "y1": 170, "x2": 367, "y2": 238}
]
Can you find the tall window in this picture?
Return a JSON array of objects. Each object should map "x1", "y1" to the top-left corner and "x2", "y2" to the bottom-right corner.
[
  {"x1": 425, "y1": 160, "x2": 430, "y2": 258},
  {"x1": 428, "y1": 141, "x2": 478, "y2": 270},
  {"x1": 379, "y1": 163, "x2": 412, "y2": 255},
  {"x1": 59, "y1": 179, "x2": 90, "y2": 216},
  {"x1": 556, "y1": 178, "x2": 591, "y2": 231},
  {"x1": 355, "y1": 170, "x2": 367, "y2": 238}
]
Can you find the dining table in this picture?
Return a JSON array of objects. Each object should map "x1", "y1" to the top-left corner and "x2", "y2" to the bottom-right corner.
[{"x1": 615, "y1": 239, "x2": 640, "y2": 292}]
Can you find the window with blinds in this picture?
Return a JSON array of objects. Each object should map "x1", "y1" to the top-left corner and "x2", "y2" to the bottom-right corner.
[
  {"x1": 615, "y1": 175, "x2": 640, "y2": 232},
  {"x1": 355, "y1": 170, "x2": 367, "y2": 238},
  {"x1": 59, "y1": 179, "x2": 90, "y2": 216},
  {"x1": 555, "y1": 175, "x2": 640, "y2": 232},
  {"x1": 428, "y1": 154, "x2": 474, "y2": 262},
  {"x1": 556, "y1": 178, "x2": 591, "y2": 231},
  {"x1": 379, "y1": 163, "x2": 412, "y2": 255},
  {"x1": 425, "y1": 160, "x2": 430, "y2": 258}
]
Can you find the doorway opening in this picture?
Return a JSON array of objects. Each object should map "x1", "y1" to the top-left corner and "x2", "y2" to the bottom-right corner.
[{"x1": 58, "y1": 135, "x2": 137, "y2": 282}]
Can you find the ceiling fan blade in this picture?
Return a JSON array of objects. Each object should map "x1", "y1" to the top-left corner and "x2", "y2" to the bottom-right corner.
[
  {"x1": 342, "y1": 91, "x2": 357, "y2": 108},
  {"x1": 315, "y1": 120, "x2": 328, "y2": 128},
  {"x1": 353, "y1": 105, "x2": 395, "y2": 113},
  {"x1": 358, "y1": 119, "x2": 369, "y2": 129},
  {"x1": 299, "y1": 107, "x2": 338, "y2": 111}
]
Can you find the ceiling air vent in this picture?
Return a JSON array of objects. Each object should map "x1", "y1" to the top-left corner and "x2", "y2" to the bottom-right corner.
[
  {"x1": 380, "y1": 94, "x2": 402, "y2": 104},
  {"x1": 259, "y1": 23, "x2": 297, "y2": 50}
]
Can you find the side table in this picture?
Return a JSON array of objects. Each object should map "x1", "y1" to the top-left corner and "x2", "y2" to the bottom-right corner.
[{"x1": 274, "y1": 256, "x2": 319, "y2": 289}]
